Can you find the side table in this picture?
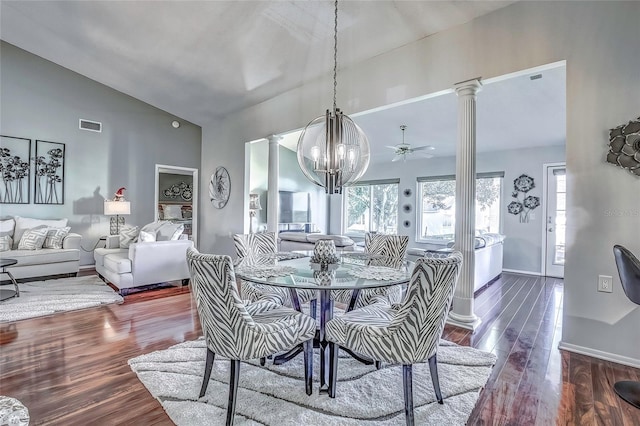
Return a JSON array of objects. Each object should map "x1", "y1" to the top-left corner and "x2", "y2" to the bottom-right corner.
[{"x1": 0, "y1": 258, "x2": 20, "y2": 301}]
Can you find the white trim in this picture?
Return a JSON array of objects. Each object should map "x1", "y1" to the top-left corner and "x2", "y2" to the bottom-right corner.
[
  {"x1": 502, "y1": 268, "x2": 542, "y2": 276},
  {"x1": 79, "y1": 264, "x2": 96, "y2": 270},
  {"x1": 541, "y1": 162, "x2": 566, "y2": 277},
  {"x1": 155, "y1": 164, "x2": 199, "y2": 247},
  {"x1": 559, "y1": 341, "x2": 640, "y2": 369}
]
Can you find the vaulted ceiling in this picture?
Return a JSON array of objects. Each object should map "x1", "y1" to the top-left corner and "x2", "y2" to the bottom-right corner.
[
  {"x1": 1, "y1": 0, "x2": 516, "y2": 126},
  {"x1": 2, "y1": 1, "x2": 565, "y2": 163}
]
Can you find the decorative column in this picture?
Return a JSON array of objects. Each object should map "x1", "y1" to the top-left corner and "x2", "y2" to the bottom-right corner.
[
  {"x1": 267, "y1": 135, "x2": 281, "y2": 233},
  {"x1": 448, "y1": 78, "x2": 482, "y2": 331}
]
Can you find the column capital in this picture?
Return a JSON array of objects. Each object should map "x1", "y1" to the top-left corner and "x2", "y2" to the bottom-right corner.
[
  {"x1": 454, "y1": 78, "x2": 483, "y2": 97},
  {"x1": 267, "y1": 135, "x2": 283, "y2": 144}
]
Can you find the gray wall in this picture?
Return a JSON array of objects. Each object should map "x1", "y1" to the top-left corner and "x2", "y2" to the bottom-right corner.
[
  {"x1": 0, "y1": 41, "x2": 202, "y2": 265},
  {"x1": 350, "y1": 145, "x2": 566, "y2": 273},
  {"x1": 199, "y1": 2, "x2": 640, "y2": 366}
]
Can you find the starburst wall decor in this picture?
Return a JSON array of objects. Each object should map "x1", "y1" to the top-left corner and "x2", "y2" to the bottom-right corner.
[{"x1": 607, "y1": 116, "x2": 640, "y2": 177}]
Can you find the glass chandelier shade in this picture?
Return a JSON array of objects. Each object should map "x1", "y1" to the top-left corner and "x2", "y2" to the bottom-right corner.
[
  {"x1": 296, "y1": 0, "x2": 370, "y2": 194},
  {"x1": 297, "y1": 108, "x2": 370, "y2": 194}
]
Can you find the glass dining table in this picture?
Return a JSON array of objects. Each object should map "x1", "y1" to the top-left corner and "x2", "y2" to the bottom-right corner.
[{"x1": 235, "y1": 252, "x2": 412, "y2": 393}]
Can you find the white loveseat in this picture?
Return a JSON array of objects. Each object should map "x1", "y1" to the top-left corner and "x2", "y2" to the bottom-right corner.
[
  {"x1": 278, "y1": 232, "x2": 356, "y2": 252},
  {"x1": 94, "y1": 222, "x2": 194, "y2": 293},
  {"x1": 407, "y1": 233, "x2": 505, "y2": 293},
  {"x1": 0, "y1": 216, "x2": 81, "y2": 280}
]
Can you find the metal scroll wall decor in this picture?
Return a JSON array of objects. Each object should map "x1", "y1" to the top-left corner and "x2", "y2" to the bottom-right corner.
[
  {"x1": 607, "y1": 116, "x2": 640, "y2": 177},
  {"x1": 162, "y1": 182, "x2": 193, "y2": 201},
  {"x1": 507, "y1": 174, "x2": 540, "y2": 223},
  {"x1": 209, "y1": 166, "x2": 231, "y2": 209}
]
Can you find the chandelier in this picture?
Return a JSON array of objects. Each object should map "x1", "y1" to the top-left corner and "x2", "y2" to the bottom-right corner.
[{"x1": 296, "y1": 0, "x2": 370, "y2": 194}]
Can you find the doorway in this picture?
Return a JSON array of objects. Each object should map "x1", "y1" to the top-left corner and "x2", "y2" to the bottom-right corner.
[
  {"x1": 154, "y1": 164, "x2": 198, "y2": 247},
  {"x1": 543, "y1": 163, "x2": 566, "y2": 278}
]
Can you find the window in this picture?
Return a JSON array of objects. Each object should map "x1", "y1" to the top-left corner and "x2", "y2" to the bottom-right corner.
[
  {"x1": 344, "y1": 180, "x2": 399, "y2": 236},
  {"x1": 417, "y1": 173, "x2": 503, "y2": 242}
]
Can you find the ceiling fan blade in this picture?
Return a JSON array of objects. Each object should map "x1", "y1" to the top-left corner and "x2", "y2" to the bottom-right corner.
[
  {"x1": 417, "y1": 152, "x2": 434, "y2": 159},
  {"x1": 411, "y1": 145, "x2": 435, "y2": 151},
  {"x1": 385, "y1": 145, "x2": 399, "y2": 150},
  {"x1": 392, "y1": 155, "x2": 402, "y2": 162}
]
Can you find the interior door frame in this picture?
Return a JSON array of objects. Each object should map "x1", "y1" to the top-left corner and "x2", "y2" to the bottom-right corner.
[
  {"x1": 540, "y1": 162, "x2": 566, "y2": 277},
  {"x1": 154, "y1": 164, "x2": 199, "y2": 247}
]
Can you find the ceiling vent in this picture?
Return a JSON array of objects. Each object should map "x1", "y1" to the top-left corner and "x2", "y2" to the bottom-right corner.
[
  {"x1": 529, "y1": 74, "x2": 542, "y2": 81},
  {"x1": 79, "y1": 119, "x2": 102, "y2": 132}
]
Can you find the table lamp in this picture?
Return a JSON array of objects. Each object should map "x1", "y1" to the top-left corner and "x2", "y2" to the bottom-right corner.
[{"x1": 104, "y1": 200, "x2": 131, "y2": 235}]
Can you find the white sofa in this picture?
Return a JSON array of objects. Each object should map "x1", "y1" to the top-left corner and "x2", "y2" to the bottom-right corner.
[
  {"x1": 94, "y1": 232, "x2": 193, "y2": 294},
  {"x1": 407, "y1": 233, "x2": 505, "y2": 293},
  {"x1": 0, "y1": 216, "x2": 81, "y2": 280},
  {"x1": 278, "y1": 232, "x2": 356, "y2": 252}
]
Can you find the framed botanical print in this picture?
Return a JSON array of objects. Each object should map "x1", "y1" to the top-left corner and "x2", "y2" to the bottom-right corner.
[
  {"x1": 34, "y1": 140, "x2": 65, "y2": 204},
  {"x1": 0, "y1": 135, "x2": 31, "y2": 204}
]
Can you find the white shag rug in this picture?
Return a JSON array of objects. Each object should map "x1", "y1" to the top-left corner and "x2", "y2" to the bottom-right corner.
[
  {"x1": 0, "y1": 275, "x2": 123, "y2": 322},
  {"x1": 129, "y1": 337, "x2": 497, "y2": 425}
]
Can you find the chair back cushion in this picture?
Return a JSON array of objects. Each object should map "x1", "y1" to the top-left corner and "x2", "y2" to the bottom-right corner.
[
  {"x1": 233, "y1": 232, "x2": 277, "y2": 261},
  {"x1": 389, "y1": 251, "x2": 462, "y2": 362},
  {"x1": 187, "y1": 248, "x2": 256, "y2": 359},
  {"x1": 365, "y1": 233, "x2": 409, "y2": 258}
]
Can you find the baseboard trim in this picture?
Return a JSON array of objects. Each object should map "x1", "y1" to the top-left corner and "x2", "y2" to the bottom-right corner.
[
  {"x1": 79, "y1": 264, "x2": 96, "y2": 270},
  {"x1": 558, "y1": 341, "x2": 640, "y2": 369},
  {"x1": 502, "y1": 268, "x2": 542, "y2": 276}
]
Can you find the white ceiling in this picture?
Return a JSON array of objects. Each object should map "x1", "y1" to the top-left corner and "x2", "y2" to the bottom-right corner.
[
  {"x1": 1, "y1": 1, "x2": 564, "y2": 164},
  {"x1": 0, "y1": 0, "x2": 516, "y2": 126},
  {"x1": 281, "y1": 64, "x2": 566, "y2": 164}
]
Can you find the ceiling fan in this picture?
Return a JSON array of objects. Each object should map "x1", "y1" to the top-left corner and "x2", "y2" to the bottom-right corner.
[{"x1": 385, "y1": 125, "x2": 435, "y2": 162}]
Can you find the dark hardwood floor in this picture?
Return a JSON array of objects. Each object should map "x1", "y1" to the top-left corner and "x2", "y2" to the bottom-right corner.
[{"x1": 1, "y1": 271, "x2": 638, "y2": 425}]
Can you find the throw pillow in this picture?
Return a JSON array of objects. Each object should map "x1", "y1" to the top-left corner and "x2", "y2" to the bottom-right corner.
[
  {"x1": 119, "y1": 226, "x2": 139, "y2": 249},
  {"x1": 0, "y1": 218, "x2": 15, "y2": 238},
  {"x1": 138, "y1": 230, "x2": 157, "y2": 242},
  {"x1": 17, "y1": 225, "x2": 48, "y2": 250},
  {"x1": 156, "y1": 222, "x2": 184, "y2": 241},
  {"x1": 140, "y1": 221, "x2": 166, "y2": 235},
  {"x1": 161, "y1": 204, "x2": 183, "y2": 220},
  {"x1": 0, "y1": 235, "x2": 13, "y2": 252},
  {"x1": 13, "y1": 216, "x2": 68, "y2": 249},
  {"x1": 43, "y1": 226, "x2": 71, "y2": 249}
]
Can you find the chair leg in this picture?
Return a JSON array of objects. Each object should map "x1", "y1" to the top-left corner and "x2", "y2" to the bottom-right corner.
[
  {"x1": 428, "y1": 354, "x2": 443, "y2": 404},
  {"x1": 227, "y1": 360, "x2": 240, "y2": 426},
  {"x1": 328, "y1": 342, "x2": 339, "y2": 398},
  {"x1": 259, "y1": 357, "x2": 266, "y2": 366},
  {"x1": 199, "y1": 348, "x2": 215, "y2": 398},
  {"x1": 375, "y1": 361, "x2": 382, "y2": 370},
  {"x1": 303, "y1": 339, "x2": 313, "y2": 396},
  {"x1": 403, "y1": 364, "x2": 414, "y2": 426},
  {"x1": 310, "y1": 299, "x2": 317, "y2": 319}
]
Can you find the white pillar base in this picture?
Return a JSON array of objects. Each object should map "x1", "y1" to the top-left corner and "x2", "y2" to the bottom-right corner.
[{"x1": 447, "y1": 310, "x2": 482, "y2": 332}]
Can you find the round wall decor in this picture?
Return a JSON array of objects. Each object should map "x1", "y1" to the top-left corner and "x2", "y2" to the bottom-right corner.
[
  {"x1": 403, "y1": 188, "x2": 412, "y2": 197},
  {"x1": 403, "y1": 204, "x2": 412, "y2": 213},
  {"x1": 209, "y1": 166, "x2": 231, "y2": 209},
  {"x1": 403, "y1": 220, "x2": 411, "y2": 228}
]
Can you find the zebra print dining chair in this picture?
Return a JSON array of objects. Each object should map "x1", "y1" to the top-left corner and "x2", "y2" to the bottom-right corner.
[
  {"x1": 233, "y1": 232, "x2": 316, "y2": 309},
  {"x1": 325, "y1": 251, "x2": 462, "y2": 426},
  {"x1": 332, "y1": 233, "x2": 410, "y2": 310},
  {"x1": 186, "y1": 248, "x2": 316, "y2": 426}
]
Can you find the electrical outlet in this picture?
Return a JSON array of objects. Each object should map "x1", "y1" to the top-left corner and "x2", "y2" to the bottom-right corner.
[{"x1": 598, "y1": 275, "x2": 613, "y2": 293}]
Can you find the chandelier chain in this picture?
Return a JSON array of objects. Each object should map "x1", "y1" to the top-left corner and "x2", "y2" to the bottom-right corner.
[{"x1": 333, "y1": 0, "x2": 338, "y2": 112}]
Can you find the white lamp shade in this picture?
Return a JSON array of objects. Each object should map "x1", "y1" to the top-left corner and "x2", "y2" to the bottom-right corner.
[{"x1": 104, "y1": 200, "x2": 131, "y2": 215}]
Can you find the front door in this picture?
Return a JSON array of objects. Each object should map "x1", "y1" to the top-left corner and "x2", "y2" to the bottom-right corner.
[{"x1": 544, "y1": 165, "x2": 566, "y2": 278}]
